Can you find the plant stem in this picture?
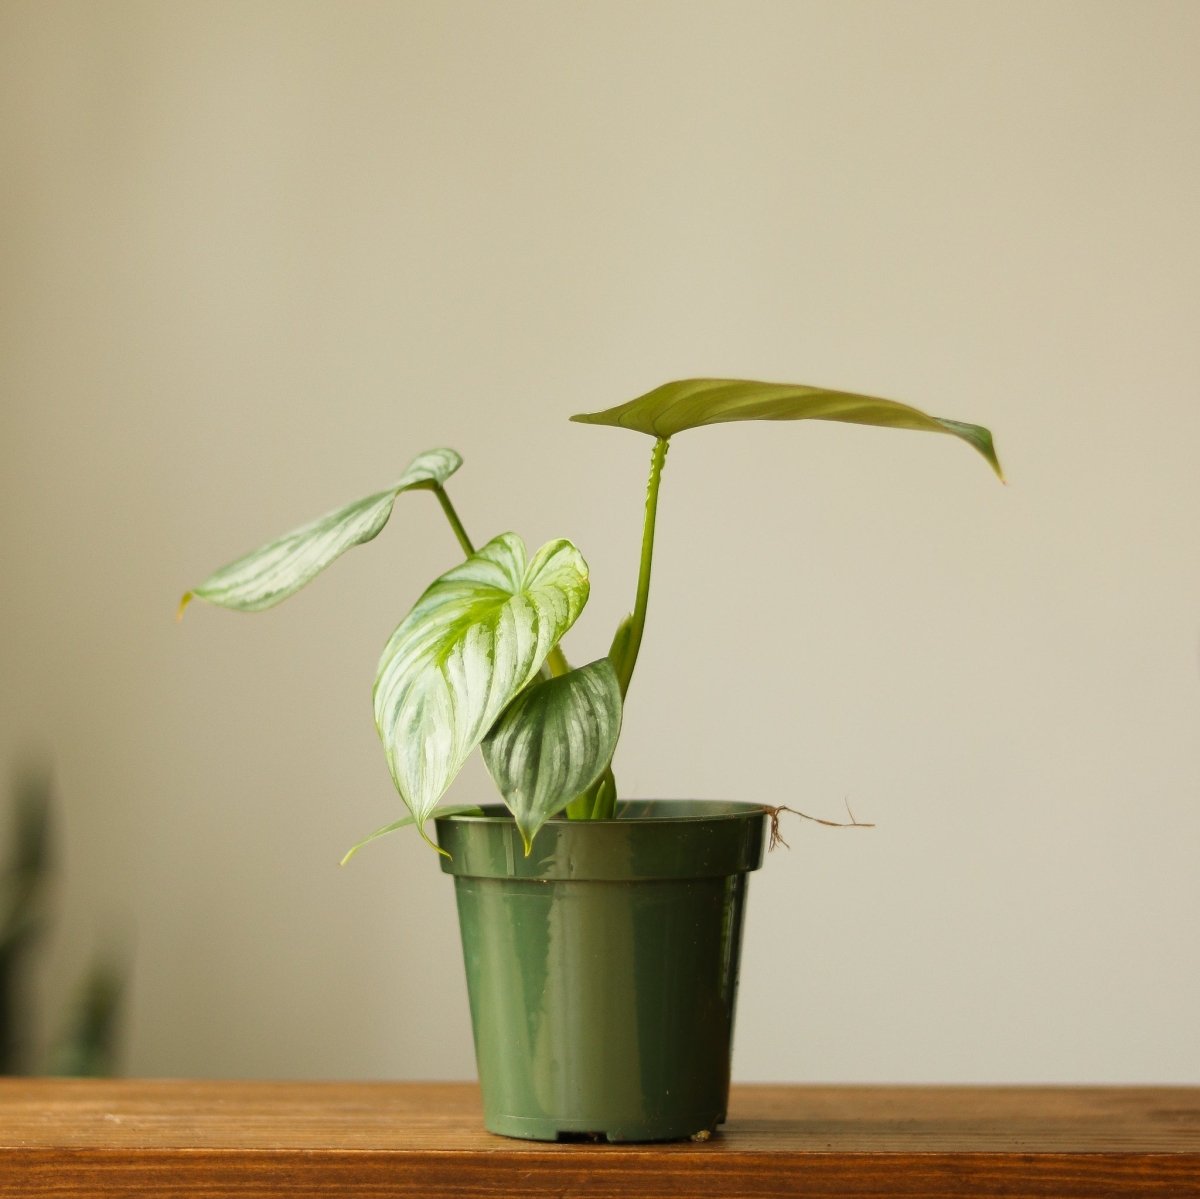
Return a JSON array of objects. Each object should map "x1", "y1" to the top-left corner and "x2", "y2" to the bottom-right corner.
[
  {"x1": 434, "y1": 484, "x2": 570, "y2": 678},
  {"x1": 434, "y1": 486, "x2": 475, "y2": 556},
  {"x1": 565, "y1": 440, "x2": 669, "y2": 822},
  {"x1": 616, "y1": 436, "x2": 669, "y2": 698}
]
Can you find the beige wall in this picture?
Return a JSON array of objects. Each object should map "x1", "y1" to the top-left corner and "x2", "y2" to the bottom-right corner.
[{"x1": 2, "y1": 0, "x2": 1197, "y2": 1083}]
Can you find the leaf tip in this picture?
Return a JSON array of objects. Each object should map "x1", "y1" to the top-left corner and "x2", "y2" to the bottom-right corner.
[
  {"x1": 176, "y1": 592, "x2": 194, "y2": 622},
  {"x1": 417, "y1": 822, "x2": 451, "y2": 859},
  {"x1": 981, "y1": 437, "x2": 1005, "y2": 484}
]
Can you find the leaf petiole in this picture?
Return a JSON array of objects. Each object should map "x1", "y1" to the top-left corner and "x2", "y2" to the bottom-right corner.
[
  {"x1": 616, "y1": 437, "x2": 669, "y2": 698},
  {"x1": 434, "y1": 485, "x2": 476, "y2": 556},
  {"x1": 563, "y1": 439, "x2": 668, "y2": 822}
]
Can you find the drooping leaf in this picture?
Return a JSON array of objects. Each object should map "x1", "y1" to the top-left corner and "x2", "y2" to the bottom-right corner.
[
  {"x1": 571, "y1": 379, "x2": 1002, "y2": 479},
  {"x1": 339, "y1": 804, "x2": 484, "y2": 866},
  {"x1": 482, "y1": 659, "x2": 622, "y2": 852},
  {"x1": 373, "y1": 533, "x2": 590, "y2": 844},
  {"x1": 179, "y1": 448, "x2": 463, "y2": 616}
]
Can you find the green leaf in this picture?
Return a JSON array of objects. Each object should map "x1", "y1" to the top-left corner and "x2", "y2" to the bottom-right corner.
[
  {"x1": 563, "y1": 761, "x2": 617, "y2": 822},
  {"x1": 339, "y1": 804, "x2": 484, "y2": 866},
  {"x1": 606, "y1": 613, "x2": 636, "y2": 684},
  {"x1": 592, "y1": 767, "x2": 618, "y2": 820},
  {"x1": 571, "y1": 379, "x2": 1002, "y2": 479},
  {"x1": 482, "y1": 659, "x2": 623, "y2": 853},
  {"x1": 179, "y1": 448, "x2": 463, "y2": 616},
  {"x1": 373, "y1": 533, "x2": 590, "y2": 846}
]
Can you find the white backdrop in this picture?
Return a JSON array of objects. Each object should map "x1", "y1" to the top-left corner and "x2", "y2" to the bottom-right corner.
[{"x1": 2, "y1": 0, "x2": 1198, "y2": 1084}]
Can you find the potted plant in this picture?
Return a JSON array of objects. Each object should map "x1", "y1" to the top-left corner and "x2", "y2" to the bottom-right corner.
[{"x1": 180, "y1": 378, "x2": 1001, "y2": 1142}]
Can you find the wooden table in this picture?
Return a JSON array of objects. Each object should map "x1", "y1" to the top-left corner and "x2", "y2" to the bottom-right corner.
[{"x1": 1, "y1": 1080, "x2": 1197, "y2": 1197}]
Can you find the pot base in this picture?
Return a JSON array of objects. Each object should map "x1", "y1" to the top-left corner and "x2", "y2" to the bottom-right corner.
[{"x1": 485, "y1": 1110, "x2": 725, "y2": 1144}]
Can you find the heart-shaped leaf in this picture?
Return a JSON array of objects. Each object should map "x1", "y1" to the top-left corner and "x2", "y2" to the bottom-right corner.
[
  {"x1": 373, "y1": 533, "x2": 590, "y2": 845},
  {"x1": 179, "y1": 448, "x2": 463, "y2": 616},
  {"x1": 572, "y1": 379, "x2": 1002, "y2": 478},
  {"x1": 482, "y1": 658, "x2": 623, "y2": 853}
]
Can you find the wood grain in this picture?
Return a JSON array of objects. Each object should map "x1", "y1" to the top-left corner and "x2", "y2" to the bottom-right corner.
[{"x1": 1, "y1": 1080, "x2": 1197, "y2": 1197}]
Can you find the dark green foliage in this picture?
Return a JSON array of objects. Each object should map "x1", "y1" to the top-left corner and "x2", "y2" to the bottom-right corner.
[{"x1": 0, "y1": 766, "x2": 125, "y2": 1077}]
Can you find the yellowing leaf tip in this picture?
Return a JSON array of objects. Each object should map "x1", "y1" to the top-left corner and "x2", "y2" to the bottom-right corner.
[
  {"x1": 416, "y1": 822, "x2": 451, "y2": 859},
  {"x1": 176, "y1": 592, "x2": 194, "y2": 622}
]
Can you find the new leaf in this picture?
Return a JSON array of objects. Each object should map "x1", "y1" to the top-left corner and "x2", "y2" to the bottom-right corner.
[{"x1": 572, "y1": 379, "x2": 1002, "y2": 478}]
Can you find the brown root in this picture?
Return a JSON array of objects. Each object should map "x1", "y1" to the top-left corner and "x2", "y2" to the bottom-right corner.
[{"x1": 765, "y1": 800, "x2": 874, "y2": 851}]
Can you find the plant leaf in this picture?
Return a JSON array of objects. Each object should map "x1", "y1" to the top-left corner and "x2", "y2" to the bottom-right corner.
[
  {"x1": 179, "y1": 448, "x2": 463, "y2": 616},
  {"x1": 587, "y1": 765, "x2": 619, "y2": 821},
  {"x1": 373, "y1": 533, "x2": 590, "y2": 843},
  {"x1": 482, "y1": 659, "x2": 623, "y2": 853},
  {"x1": 571, "y1": 379, "x2": 1002, "y2": 479},
  {"x1": 607, "y1": 613, "x2": 636, "y2": 683},
  {"x1": 339, "y1": 804, "x2": 484, "y2": 866}
]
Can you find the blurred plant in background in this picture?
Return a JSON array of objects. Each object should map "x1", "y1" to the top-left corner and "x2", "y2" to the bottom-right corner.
[{"x1": 0, "y1": 764, "x2": 125, "y2": 1076}]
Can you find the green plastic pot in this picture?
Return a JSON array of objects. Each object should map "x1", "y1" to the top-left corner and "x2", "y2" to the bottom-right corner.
[{"x1": 435, "y1": 799, "x2": 767, "y2": 1143}]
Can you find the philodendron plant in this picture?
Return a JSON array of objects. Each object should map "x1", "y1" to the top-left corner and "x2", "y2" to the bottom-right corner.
[{"x1": 181, "y1": 379, "x2": 1001, "y2": 857}]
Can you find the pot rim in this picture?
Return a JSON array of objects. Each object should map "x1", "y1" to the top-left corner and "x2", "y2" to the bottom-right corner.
[
  {"x1": 435, "y1": 800, "x2": 769, "y2": 880},
  {"x1": 439, "y1": 799, "x2": 768, "y2": 826}
]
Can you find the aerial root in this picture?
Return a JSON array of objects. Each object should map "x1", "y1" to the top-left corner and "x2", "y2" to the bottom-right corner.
[{"x1": 764, "y1": 800, "x2": 874, "y2": 851}]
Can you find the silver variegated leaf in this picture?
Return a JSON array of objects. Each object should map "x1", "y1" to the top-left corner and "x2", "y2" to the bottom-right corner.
[
  {"x1": 179, "y1": 447, "x2": 463, "y2": 616},
  {"x1": 482, "y1": 658, "x2": 623, "y2": 853},
  {"x1": 373, "y1": 533, "x2": 590, "y2": 845},
  {"x1": 572, "y1": 378, "x2": 1002, "y2": 479}
]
